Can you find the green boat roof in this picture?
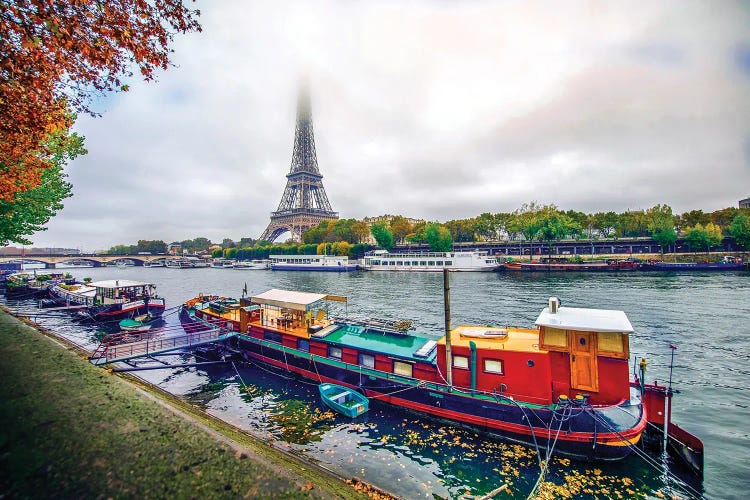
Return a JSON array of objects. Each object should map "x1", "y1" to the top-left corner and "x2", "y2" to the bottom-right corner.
[{"x1": 323, "y1": 324, "x2": 438, "y2": 363}]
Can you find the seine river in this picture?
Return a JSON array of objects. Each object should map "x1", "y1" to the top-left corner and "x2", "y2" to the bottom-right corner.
[{"x1": 3, "y1": 266, "x2": 749, "y2": 499}]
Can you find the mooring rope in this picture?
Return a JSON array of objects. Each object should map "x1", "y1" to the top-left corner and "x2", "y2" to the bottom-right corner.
[
  {"x1": 231, "y1": 361, "x2": 249, "y2": 392},
  {"x1": 584, "y1": 407, "x2": 703, "y2": 499},
  {"x1": 366, "y1": 381, "x2": 426, "y2": 399},
  {"x1": 526, "y1": 402, "x2": 573, "y2": 499},
  {"x1": 311, "y1": 354, "x2": 323, "y2": 383}
]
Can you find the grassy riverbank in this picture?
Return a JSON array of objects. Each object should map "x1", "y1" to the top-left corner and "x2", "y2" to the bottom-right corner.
[{"x1": 0, "y1": 308, "x2": 368, "y2": 499}]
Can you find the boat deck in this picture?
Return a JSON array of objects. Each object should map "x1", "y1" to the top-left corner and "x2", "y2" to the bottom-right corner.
[
  {"x1": 192, "y1": 299, "x2": 243, "y2": 322},
  {"x1": 321, "y1": 323, "x2": 438, "y2": 362},
  {"x1": 250, "y1": 308, "x2": 335, "y2": 338},
  {"x1": 445, "y1": 325, "x2": 543, "y2": 353}
]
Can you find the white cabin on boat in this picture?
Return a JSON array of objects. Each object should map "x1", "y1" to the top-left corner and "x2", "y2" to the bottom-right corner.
[{"x1": 361, "y1": 250, "x2": 499, "y2": 272}]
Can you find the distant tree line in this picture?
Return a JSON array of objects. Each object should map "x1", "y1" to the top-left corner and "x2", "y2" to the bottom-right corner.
[
  {"x1": 104, "y1": 204, "x2": 750, "y2": 259},
  {"x1": 303, "y1": 204, "x2": 750, "y2": 255},
  {"x1": 213, "y1": 241, "x2": 376, "y2": 261},
  {"x1": 107, "y1": 240, "x2": 167, "y2": 255}
]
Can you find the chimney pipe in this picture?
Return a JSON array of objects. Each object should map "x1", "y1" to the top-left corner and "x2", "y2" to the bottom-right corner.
[{"x1": 549, "y1": 297, "x2": 560, "y2": 314}]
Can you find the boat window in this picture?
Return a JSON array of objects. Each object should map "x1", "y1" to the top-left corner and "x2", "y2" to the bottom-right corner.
[
  {"x1": 484, "y1": 359, "x2": 504, "y2": 374},
  {"x1": 263, "y1": 331, "x2": 282, "y2": 344},
  {"x1": 328, "y1": 346, "x2": 342, "y2": 359},
  {"x1": 412, "y1": 261, "x2": 419, "y2": 266},
  {"x1": 598, "y1": 332, "x2": 628, "y2": 359},
  {"x1": 436, "y1": 261, "x2": 443, "y2": 266},
  {"x1": 453, "y1": 355, "x2": 469, "y2": 369},
  {"x1": 359, "y1": 354, "x2": 375, "y2": 368},
  {"x1": 420, "y1": 261, "x2": 427, "y2": 266},
  {"x1": 298, "y1": 339, "x2": 310, "y2": 352},
  {"x1": 393, "y1": 360, "x2": 412, "y2": 377},
  {"x1": 540, "y1": 327, "x2": 568, "y2": 351}
]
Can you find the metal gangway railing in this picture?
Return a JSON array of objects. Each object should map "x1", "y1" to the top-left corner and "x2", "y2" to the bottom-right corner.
[{"x1": 89, "y1": 325, "x2": 237, "y2": 365}]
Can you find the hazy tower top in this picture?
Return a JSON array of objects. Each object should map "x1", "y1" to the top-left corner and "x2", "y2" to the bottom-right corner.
[{"x1": 259, "y1": 87, "x2": 338, "y2": 242}]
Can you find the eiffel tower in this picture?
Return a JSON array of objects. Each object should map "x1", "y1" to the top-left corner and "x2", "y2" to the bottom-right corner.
[{"x1": 259, "y1": 88, "x2": 338, "y2": 242}]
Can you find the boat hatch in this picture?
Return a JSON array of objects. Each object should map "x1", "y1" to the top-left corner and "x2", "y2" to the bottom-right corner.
[{"x1": 414, "y1": 340, "x2": 438, "y2": 358}]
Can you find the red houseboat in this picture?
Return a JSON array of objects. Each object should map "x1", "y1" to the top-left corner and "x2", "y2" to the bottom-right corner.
[
  {"x1": 180, "y1": 288, "x2": 702, "y2": 475},
  {"x1": 504, "y1": 258, "x2": 639, "y2": 272}
]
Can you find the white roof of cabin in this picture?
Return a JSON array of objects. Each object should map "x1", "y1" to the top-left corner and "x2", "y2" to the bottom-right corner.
[
  {"x1": 90, "y1": 280, "x2": 151, "y2": 289},
  {"x1": 535, "y1": 306, "x2": 633, "y2": 333},
  {"x1": 251, "y1": 289, "x2": 329, "y2": 311}
]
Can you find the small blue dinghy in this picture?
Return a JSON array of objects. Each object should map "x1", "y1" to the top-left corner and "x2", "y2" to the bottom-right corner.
[{"x1": 318, "y1": 383, "x2": 369, "y2": 418}]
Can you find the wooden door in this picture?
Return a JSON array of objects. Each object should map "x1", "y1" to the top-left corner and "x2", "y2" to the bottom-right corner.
[{"x1": 570, "y1": 331, "x2": 598, "y2": 392}]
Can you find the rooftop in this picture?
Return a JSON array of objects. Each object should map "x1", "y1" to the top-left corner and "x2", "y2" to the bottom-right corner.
[
  {"x1": 444, "y1": 326, "x2": 542, "y2": 353},
  {"x1": 535, "y1": 306, "x2": 633, "y2": 333},
  {"x1": 90, "y1": 280, "x2": 153, "y2": 289},
  {"x1": 251, "y1": 288, "x2": 332, "y2": 311},
  {"x1": 324, "y1": 324, "x2": 438, "y2": 362}
]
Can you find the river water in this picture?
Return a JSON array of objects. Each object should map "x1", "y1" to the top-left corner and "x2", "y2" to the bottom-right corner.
[{"x1": 3, "y1": 266, "x2": 749, "y2": 499}]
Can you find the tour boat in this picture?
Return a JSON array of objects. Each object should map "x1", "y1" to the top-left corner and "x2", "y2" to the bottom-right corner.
[
  {"x1": 143, "y1": 260, "x2": 165, "y2": 268},
  {"x1": 269, "y1": 255, "x2": 358, "y2": 271},
  {"x1": 504, "y1": 258, "x2": 639, "y2": 272},
  {"x1": 233, "y1": 260, "x2": 270, "y2": 270},
  {"x1": 48, "y1": 279, "x2": 165, "y2": 320},
  {"x1": 318, "y1": 383, "x2": 369, "y2": 418},
  {"x1": 360, "y1": 250, "x2": 499, "y2": 272},
  {"x1": 179, "y1": 288, "x2": 703, "y2": 475},
  {"x1": 186, "y1": 256, "x2": 210, "y2": 268},
  {"x1": 165, "y1": 258, "x2": 194, "y2": 269}
]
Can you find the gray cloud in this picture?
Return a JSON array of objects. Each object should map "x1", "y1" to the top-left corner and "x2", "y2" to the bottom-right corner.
[{"x1": 26, "y1": 0, "x2": 750, "y2": 251}]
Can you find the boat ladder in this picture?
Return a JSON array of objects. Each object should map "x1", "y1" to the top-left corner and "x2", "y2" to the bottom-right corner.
[{"x1": 89, "y1": 326, "x2": 237, "y2": 365}]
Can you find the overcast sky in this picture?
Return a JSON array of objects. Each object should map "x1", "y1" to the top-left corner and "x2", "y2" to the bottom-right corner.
[{"x1": 25, "y1": 0, "x2": 750, "y2": 251}]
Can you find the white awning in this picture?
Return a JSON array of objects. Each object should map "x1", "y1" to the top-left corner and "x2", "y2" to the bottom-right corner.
[
  {"x1": 90, "y1": 280, "x2": 152, "y2": 289},
  {"x1": 535, "y1": 306, "x2": 634, "y2": 333},
  {"x1": 250, "y1": 289, "x2": 330, "y2": 311}
]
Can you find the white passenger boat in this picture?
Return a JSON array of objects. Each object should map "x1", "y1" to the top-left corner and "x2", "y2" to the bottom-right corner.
[
  {"x1": 233, "y1": 259, "x2": 270, "y2": 270},
  {"x1": 165, "y1": 258, "x2": 193, "y2": 269},
  {"x1": 269, "y1": 255, "x2": 357, "y2": 271},
  {"x1": 360, "y1": 250, "x2": 499, "y2": 272},
  {"x1": 184, "y1": 256, "x2": 209, "y2": 268}
]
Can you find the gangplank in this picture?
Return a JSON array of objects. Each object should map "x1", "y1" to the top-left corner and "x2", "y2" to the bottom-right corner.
[{"x1": 89, "y1": 326, "x2": 237, "y2": 365}]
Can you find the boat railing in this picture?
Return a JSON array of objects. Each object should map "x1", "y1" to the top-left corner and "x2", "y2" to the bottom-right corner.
[
  {"x1": 331, "y1": 316, "x2": 415, "y2": 336},
  {"x1": 90, "y1": 325, "x2": 235, "y2": 364}
]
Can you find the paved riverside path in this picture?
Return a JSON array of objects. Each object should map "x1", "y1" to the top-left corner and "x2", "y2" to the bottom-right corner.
[{"x1": 0, "y1": 309, "x2": 366, "y2": 499}]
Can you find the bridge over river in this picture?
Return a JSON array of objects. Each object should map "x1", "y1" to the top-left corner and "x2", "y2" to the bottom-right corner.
[{"x1": 0, "y1": 254, "x2": 171, "y2": 268}]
